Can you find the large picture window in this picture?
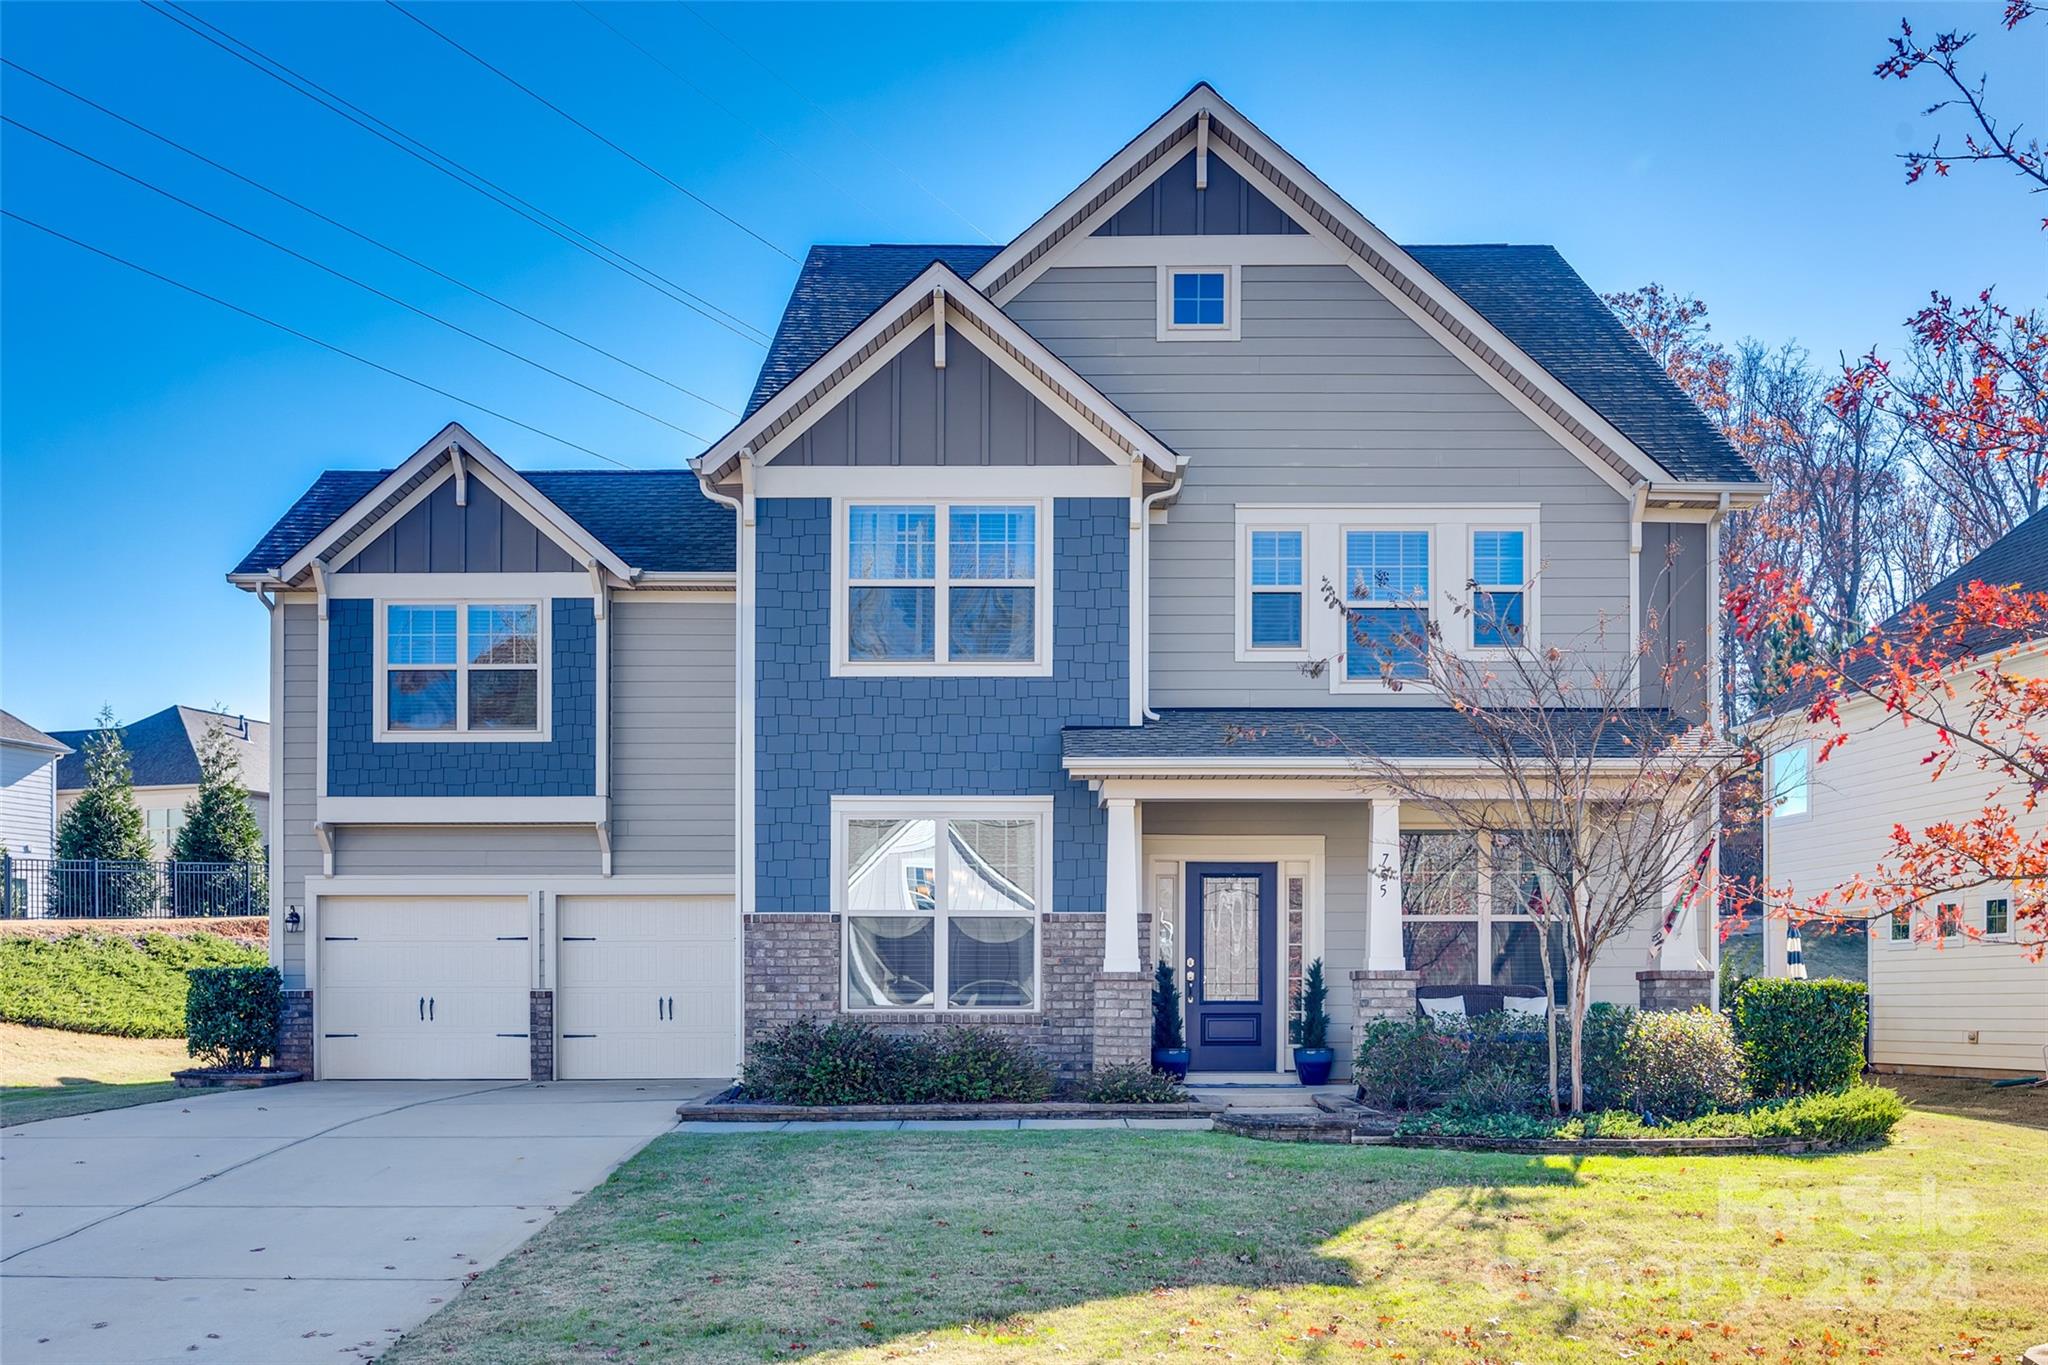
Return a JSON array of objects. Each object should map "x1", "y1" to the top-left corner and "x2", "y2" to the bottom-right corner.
[
  {"x1": 841, "y1": 501, "x2": 1046, "y2": 673},
  {"x1": 839, "y1": 801, "x2": 1047, "y2": 1012},
  {"x1": 1400, "y1": 829, "x2": 1568, "y2": 1002},
  {"x1": 380, "y1": 601, "x2": 544, "y2": 738}
]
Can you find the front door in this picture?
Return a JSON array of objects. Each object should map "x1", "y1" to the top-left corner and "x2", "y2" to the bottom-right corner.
[{"x1": 1184, "y1": 863, "x2": 1278, "y2": 1072}]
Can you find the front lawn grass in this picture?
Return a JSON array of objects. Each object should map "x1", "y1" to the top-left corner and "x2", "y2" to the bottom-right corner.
[
  {"x1": 0, "y1": 930, "x2": 264, "y2": 1036},
  {"x1": 0, "y1": 1021, "x2": 189, "y2": 1126},
  {"x1": 383, "y1": 1090, "x2": 2043, "y2": 1364}
]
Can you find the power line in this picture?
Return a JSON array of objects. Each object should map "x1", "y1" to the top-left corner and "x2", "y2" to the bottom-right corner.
[
  {"x1": 680, "y1": 1, "x2": 995, "y2": 245},
  {"x1": 385, "y1": 0, "x2": 799, "y2": 265},
  {"x1": 2, "y1": 209, "x2": 635, "y2": 467},
  {"x1": 4, "y1": 114, "x2": 715, "y2": 444},
  {"x1": 143, "y1": 0, "x2": 772, "y2": 348},
  {"x1": 1, "y1": 56, "x2": 737, "y2": 418}
]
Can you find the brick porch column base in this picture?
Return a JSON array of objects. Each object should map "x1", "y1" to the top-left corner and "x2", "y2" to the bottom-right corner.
[
  {"x1": 1091, "y1": 971, "x2": 1151, "y2": 1070},
  {"x1": 276, "y1": 990, "x2": 314, "y2": 1076},
  {"x1": 1637, "y1": 969, "x2": 1713, "y2": 1012},
  {"x1": 1350, "y1": 969, "x2": 1420, "y2": 1058},
  {"x1": 530, "y1": 990, "x2": 555, "y2": 1080}
]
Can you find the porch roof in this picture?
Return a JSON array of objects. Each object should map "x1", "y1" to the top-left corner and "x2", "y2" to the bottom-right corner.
[{"x1": 1061, "y1": 707, "x2": 1686, "y2": 768}]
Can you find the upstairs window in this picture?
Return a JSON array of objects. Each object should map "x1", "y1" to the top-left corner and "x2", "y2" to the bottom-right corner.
[
  {"x1": 382, "y1": 602, "x2": 543, "y2": 738},
  {"x1": 1171, "y1": 271, "x2": 1226, "y2": 327},
  {"x1": 1158, "y1": 266, "x2": 1240, "y2": 341},
  {"x1": 841, "y1": 501, "x2": 1046, "y2": 673},
  {"x1": 1345, "y1": 530, "x2": 1431, "y2": 681},
  {"x1": 1889, "y1": 907, "x2": 1913, "y2": 943},
  {"x1": 1471, "y1": 529, "x2": 1528, "y2": 647},
  {"x1": 1984, "y1": 895, "x2": 2011, "y2": 938},
  {"x1": 1768, "y1": 744, "x2": 1811, "y2": 821},
  {"x1": 1247, "y1": 529, "x2": 1304, "y2": 650}
]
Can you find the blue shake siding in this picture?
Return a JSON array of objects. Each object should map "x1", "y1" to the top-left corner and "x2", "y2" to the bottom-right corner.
[
  {"x1": 753, "y1": 497, "x2": 1129, "y2": 913},
  {"x1": 327, "y1": 596, "x2": 598, "y2": 797}
]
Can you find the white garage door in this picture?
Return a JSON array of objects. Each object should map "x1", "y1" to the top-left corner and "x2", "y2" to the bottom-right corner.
[
  {"x1": 556, "y1": 896, "x2": 736, "y2": 1079},
  {"x1": 319, "y1": 896, "x2": 531, "y2": 1080}
]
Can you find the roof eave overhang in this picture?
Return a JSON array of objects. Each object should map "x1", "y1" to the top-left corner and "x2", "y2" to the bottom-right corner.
[
  {"x1": 694, "y1": 262, "x2": 1183, "y2": 488},
  {"x1": 1060, "y1": 754, "x2": 1662, "y2": 780},
  {"x1": 970, "y1": 83, "x2": 1747, "y2": 494},
  {"x1": 1644, "y1": 480, "x2": 1769, "y2": 511}
]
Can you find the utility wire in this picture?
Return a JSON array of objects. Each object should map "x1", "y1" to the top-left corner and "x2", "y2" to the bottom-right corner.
[
  {"x1": 2, "y1": 57, "x2": 738, "y2": 418},
  {"x1": 384, "y1": 1, "x2": 798, "y2": 264},
  {"x1": 680, "y1": 0, "x2": 995, "y2": 246},
  {"x1": 571, "y1": 0, "x2": 889, "y2": 230},
  {"x1": 4, "y1": 114, "x2": 715, "y2": 444},
  {"x1": 144, "y1": 0, "x2": 772, "y2": 348},
  {"x1": 2, "y1": 209, "x2": 633, "y2": 467}
]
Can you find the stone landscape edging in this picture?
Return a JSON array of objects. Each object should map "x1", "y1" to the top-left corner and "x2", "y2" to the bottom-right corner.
[
  {"x1": 682, "y1": 1099, "x2": 1223, "y2": 1122},
  {"x1": 171, "y1": 1068, "x2": 304, "y2": 1090}
]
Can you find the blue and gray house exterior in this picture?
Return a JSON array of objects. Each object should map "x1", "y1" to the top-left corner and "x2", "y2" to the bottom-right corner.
[{"x1": 230, "y1": 85, "x2": 1760, "y2": 1082}]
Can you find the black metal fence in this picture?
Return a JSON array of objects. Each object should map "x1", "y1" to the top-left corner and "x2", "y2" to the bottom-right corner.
[{"x1": 0, "y1": 856, "x2": 267, "y2": 919}]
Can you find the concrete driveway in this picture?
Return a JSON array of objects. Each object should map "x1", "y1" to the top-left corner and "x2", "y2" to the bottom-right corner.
[{"x1": 1, "y1": 1078, "x2": 714, "y2": 1364}]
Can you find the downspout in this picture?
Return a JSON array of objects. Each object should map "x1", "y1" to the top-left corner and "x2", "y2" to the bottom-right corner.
[
  {"x1": 1137, "y1": 469, "x2": 1186, "y2": 722},
  {"x1": 696, "y1": 460, "x2": 751, "y2": 921}
]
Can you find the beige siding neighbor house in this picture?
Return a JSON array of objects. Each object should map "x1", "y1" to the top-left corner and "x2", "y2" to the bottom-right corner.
[{"x1": 1765, "y1": 514, "x2": 2048, "y2": 1079}]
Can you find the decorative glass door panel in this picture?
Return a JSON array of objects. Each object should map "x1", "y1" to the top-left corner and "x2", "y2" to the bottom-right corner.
[
  {"x1": 1185, "y1": 863, "x2": 1277, "y2": 1072},
  {"x1": 1200, "y1": 876, "x2": 1261, "y2": 1001}
]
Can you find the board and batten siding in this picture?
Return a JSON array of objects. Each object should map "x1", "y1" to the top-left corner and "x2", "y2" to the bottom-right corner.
[
  {"x1": 1769, "y1": 693, "x2": 2048, "y2": 1075},
  {"x1": 0, "y1": 745, "x2": 59, "y2": 857},
  {"x1": 1005, "y1": 264, "x2": 1637, "y2": 708}
]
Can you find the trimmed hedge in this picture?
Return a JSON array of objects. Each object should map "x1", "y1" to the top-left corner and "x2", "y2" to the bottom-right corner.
[
  {"x1": 1733, "y1": 977, "x2": 1868, "y2": 1096},
  {"x1": 1615, "y1": 1007, "x2": 1749, "y2": 1120},
  {"x1": 185, "y1": 965, "x2": 284, "y2": 1070},
  {"x1": 740, "y1": 1020, "x2": 1053, "y2": 1105},
  {"x1": 1061, "y1": 1063, "x2": 1189, "y2": 1105},
  {"x1": 0, "y1": 931, "x2": 266, "y2": 1037},
  {"x1": 1395, "y1": 1083, "x2": 1905, "y2": 1144}
]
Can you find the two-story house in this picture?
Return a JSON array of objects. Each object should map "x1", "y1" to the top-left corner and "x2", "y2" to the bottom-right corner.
[{"x1": 229, "y1": 85, "x2": 1761, "y2": 1082}]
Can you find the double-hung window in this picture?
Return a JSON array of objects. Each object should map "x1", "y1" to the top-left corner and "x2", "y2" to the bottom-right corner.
[
  {"x1": 840, "y1": 802, "x2": 1046, "y2": 1012},
  {"x1": 382, "y1": 602, "x2": 543, "y2": 737},
  {"x1": 1983, "y1": 894, "x2": 2011, "y2": 939},
  {"x1": 1889, "y1": 907, "x2": 1913, "y2": 944},
  {"x1": 842, "y1": 501, "x2": 1045, "y2": 672},
  {"x1": 1345, "y1": 530, "x2": 1431, "y2": 681},
  {"x1": 1769, "y1": 744, "x2": 1811, "y2": 821},
  {"x1": 1246, "y1": 529, "x2": 1304, "y2": 650},
  {"x1": 1471, "y1": 529, "x2": 1528, "y2": 648}
]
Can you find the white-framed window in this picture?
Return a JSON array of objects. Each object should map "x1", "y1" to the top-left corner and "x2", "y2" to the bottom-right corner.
[
  {"x1": 1888, "y1": 906, "x2": 1914, "y2": 945},
  {"x1": 377, "y1": 600, "x2": 547, "y2": 740},
  {"x1": 1936, "y1": 901, "x2": 1964, "y2": 941},
  {"x1": 834, "y1": 500, "x2": 1050, "y2": 676},
  {"x1": 833, "y1": 797, "x2": 1050, "y2": 1013},
  {"x1": 1344, "y1": 529, "x2": 1432, "y2": 682},
  {"x1": 1982, "y1": 892, "x2": 2012, "y2": 940},
  {"x1": 1156, "y1": 265, "x2": 1241, "y2": 342},
  {"x1": 145, "y1": 807, "x2": 185, "y2": 854},
  {"x1": 1768, "y1": 743, "x2": 1811, "y2": 821},
  {"x1": 1245, "y1": 527, "x2": 1305, "y2": 652},
  {"x1": 1470, "y1": 527, "x2": 1530, "y2": 649},
  {"x1": 1398, "y1": 829, "x2": 1569, "y2": 1001}
]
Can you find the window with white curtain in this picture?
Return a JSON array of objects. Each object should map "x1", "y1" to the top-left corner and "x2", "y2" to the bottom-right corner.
[{"x1": 840, "y1": 803, "x2": 1045, "y2": 1012}]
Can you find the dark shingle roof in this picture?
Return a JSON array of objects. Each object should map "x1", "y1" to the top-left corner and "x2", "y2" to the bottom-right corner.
[
  {"x1": 231, "y1": 470, "x2": 734, "y2": 578},
  {"x1": 0, "y1": 711, "x2": 68, "y2": 754},
  {"x1": 1063, "y1": 707, "x2": 1685, "y2": 762},
  {"x1": 746, "y1": 245, "x2": 1002, "y2": 416},
  {"x1": 1407, "y1": 245, "x2": 1756, "y2": 484},
  {"x1": 52, "y1": 706, "x2": 268, "y2": 794},
  {"x1": 746, "y1": 242, "x2": 1757, "y2": 485}
]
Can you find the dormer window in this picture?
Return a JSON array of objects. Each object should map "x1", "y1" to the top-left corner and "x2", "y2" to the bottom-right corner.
[
  {"x1": 379, "y1": 601, "x2": 546, "y2": 740},
  {"x1": 1157, "y1": 266, "x2": 1241, "y2": 341}
]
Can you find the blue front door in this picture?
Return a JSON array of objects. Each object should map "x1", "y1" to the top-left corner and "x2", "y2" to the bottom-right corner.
[{"x1": 1184, "y1": 862, "x2": 1278, "y2": 1072}]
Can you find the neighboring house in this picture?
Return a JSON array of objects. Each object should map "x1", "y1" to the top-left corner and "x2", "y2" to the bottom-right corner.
[
  {"x1": 1766, "y1": 512, "x2": 2048, "y2": 1079},
  {"x1": 228, "y1": 85, "x2": 1761, "y2": 1083},
  {"x1": 51, "y1": 706, "x2": 271, "y2": 857},
  {"x1": 1, "y1": 711, "x2": 69, "y2": 859}
]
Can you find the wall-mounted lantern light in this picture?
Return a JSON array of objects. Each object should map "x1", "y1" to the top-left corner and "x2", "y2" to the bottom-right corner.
[{"x1": 285, "y1": 906, "x2": 303, "y2": 933}]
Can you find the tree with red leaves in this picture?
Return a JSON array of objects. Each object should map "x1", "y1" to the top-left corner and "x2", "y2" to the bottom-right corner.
[{"x1": 1878, "y1": 2, "x2": 2045, "y2": 219}]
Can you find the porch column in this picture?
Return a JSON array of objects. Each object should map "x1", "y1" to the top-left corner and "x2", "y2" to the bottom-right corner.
[
  {"x1": 1367, "y1": 797, "x2": 1405, "y2": 970},
  {"x1": 1103, "y1": 796, "x2": 1141, "y2": 973}
]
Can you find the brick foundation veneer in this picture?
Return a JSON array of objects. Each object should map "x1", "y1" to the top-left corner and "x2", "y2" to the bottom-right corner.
[
  {"x1": 276, "y1": 990, "x2": 314, "y2": 1076},
  {"x1": 1349, "y1": 969, "x2": 1420, "y2": 1058},
  {"x1": 743, "y1": 911, "x2": 1149, "y2": 1077},
  {"x1": 530, "y1": 990, "x2": 554, "y2": 1080},
  {"x1": 1637, "y1": 969, "x2": 1713, "y2": 1012}
]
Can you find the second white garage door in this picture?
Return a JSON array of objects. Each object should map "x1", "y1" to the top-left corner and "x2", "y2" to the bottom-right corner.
[
  {"x1": 318, "y1": 896, "x2": 531, "y2": 1080},
  {"x1": 555, "y1": 896, "x2": 736, "y2": 1079}
]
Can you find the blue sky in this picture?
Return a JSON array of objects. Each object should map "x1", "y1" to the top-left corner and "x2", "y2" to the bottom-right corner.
[{"x1": 3, "y1": 1, "x2": 2042, "y2": 731}]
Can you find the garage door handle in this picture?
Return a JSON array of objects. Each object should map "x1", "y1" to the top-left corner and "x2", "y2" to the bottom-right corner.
[
  {"x1": 429, "y1": 997, "x2": 435, "y2": 1021},
  {"x1": 666, "y1": 996, "x2": 675, "y2": 1020},
  {"x1": 324, "y1": 935, "x2": 357, "y2": 942},
  {"x1": 418, "y1": 996, "x2": 424, "y2": 1021},
  {"x1": 563, "y1": 935, "x2": 596, "y2": 941}
]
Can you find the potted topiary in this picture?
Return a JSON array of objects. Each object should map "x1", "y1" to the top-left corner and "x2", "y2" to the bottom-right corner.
[
  {"x1": 1151, "y1": 958, "x2": 1190, "y2": 1078},
  {"x1": 1291, "y1": 957, "x2": 1335, "y2": 1085}
]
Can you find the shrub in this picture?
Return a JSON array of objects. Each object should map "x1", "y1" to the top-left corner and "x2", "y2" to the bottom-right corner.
[
  {"x1": 1152, "y1": 959, "x2": 1184, "y2": 1050},
  {"x1": 1571, "y1": 1002, "x2": 1632, "y2": 1112},
  {"x1": 1063, "y1": 1063, "x2": 1188, "y2": 1104},
  {"x1": 185, "y1": 965, "x2": 283, "y2": 1070},
  {"x1": 1739, "y1": 1083, "x2": 1905, "y2": 1143},
  {"x1": 1395, "y1": 1106, "x2": 1557, "y2": 1140},
  {"x1": 1450, "y1": 1062, "x2": 1545, "y2": 1116},
  {"x1": 1615, "y1": 1006, "x2": 1748, "y2": 1120},
  {"x1": 1290, "y1": 958, "x2": 1330, "y2": 1049},
  {"x1": 1733, "y1": 977, "x2": 1868, "y2": 1096},
  {"x1": 738, "y1": 1020, "x2": 1054, "y2": 1105},
  {"x1": 1395, "y1": 1083, "x2": 1905, "y2": 1145},
  {"x1": 899, "y1": 1027, "x2": 1053, "y2": 1104},
  {"x1": 0, "y1": 930, "x2": 266, "y2": 1037},
  {"x1": 1354, "y1": 1017, "x2": 1464, "y2": 1109}
]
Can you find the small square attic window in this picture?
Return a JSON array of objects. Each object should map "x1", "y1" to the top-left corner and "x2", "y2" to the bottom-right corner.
[{"x1": 1158, "y1": 266, "x2": 1240, "y2": 341}]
